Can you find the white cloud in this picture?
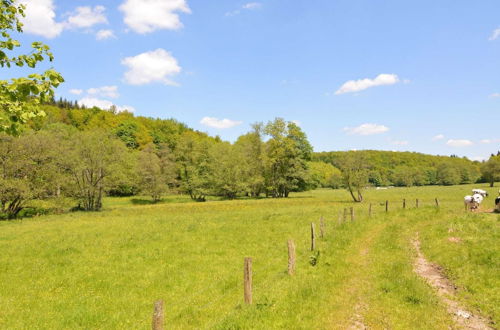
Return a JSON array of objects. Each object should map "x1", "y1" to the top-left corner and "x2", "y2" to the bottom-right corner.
[
  {"x1": 446, "y1": 139, "x2": 473, "y2": 147},
  {"x1": 20, "y1": 2, "x2": 108, "y2": 38},
  {"x1": 470, "y1": 156, "x2": 487, "y2": 162},
  {"x1": 87, "y1": 86, "x2": 119, "y2": 99},
  {"x1": 20, "y1": 0, "x2": 64, "y2": 38},
  {"x1": 243, "y1": 2, "x2": 262, "y2": 10},
  {"x1": 226, "y1": 2, "x2": 262, "y2": 16},
  {"x1": 121, "y1": 49, "x2": 182, "y2": 86},
  {"x1": 96, "y1": 29, "x2": 116, "y2": 40},
  {"x1": 391, "y1": 140, "x2": 409, "y2": 146},
  {"x1": 480, "y1": 139, "x2": 500, "y2": 144},
  {"x1": 335, "y1": 74, "x2": 400, "y2": 95},
  {"x1": 432, "y1": 134, "x2": 445, "y2": 141},
  {"x1": 116, "y1": 105, "x2": 136, "y2": 113},
  {"x1": 489, "y1": 28, "x2": 500, "y2": 41},
  {"x1": 225, "y1": 10, "x2": 241, "y2": 17},
  {"x1": 119, "y1": 0, "x2": 191, "y2": 34},
  {"x1": 65, "y1": 6, "x2": 107, "y2": 29},
  {"x1": 77, "y1": 97, "x2": 112, "y2": 109},
  {"x1": 281, "y1": 79, "x2": 299, "y2": 85},
  {"x1": 69, "y1": 89, "x2": 83, "y2": 95},
  {"x1": 78, "y1": 97, "x2": 135, "y2": 113},
  {"x1": 489, "y1": 93, "x2": 500, "y2": 98},
  {"x1": 343, "y1": 123, "x2": 389, "y2": 136},
  {"x1": 78, "y1": 97, "x2": 113, "y2": 109},
  {"x1": 200, "y1": 117, "x2": 243, "y2": 129}
]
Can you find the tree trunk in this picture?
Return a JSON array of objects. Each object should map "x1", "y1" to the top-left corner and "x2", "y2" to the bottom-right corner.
[
  {"x1": 347, "y1": 184, "x2": 360, "y2": 202},
  {"x1": 357, "y1": 190, "x2": 363, "y2": 203}
]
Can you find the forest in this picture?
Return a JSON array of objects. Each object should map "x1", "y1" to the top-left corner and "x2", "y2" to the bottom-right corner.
[{"x1": 1, "y1": 101, "x2": 499, "y2": 219}]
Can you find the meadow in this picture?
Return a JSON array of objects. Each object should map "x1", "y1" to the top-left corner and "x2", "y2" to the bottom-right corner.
[{"x1": 0, "y1": 184, "x2": 498, "y2": 329}]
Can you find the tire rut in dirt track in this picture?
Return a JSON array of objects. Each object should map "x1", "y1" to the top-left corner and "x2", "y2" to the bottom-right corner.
[{"x1": 412, "y1": 233, "x2": 494, "y2": 330}]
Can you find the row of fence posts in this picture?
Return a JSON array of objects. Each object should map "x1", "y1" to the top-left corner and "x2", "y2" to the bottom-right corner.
[{"x1": 151, "y1": 197, "x2": 441, "y2": 329}]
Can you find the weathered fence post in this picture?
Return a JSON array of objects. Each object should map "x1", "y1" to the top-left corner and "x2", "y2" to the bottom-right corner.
[
  {"x1": 343, "y1": 208, "x2": 347, "y2": 222},
  {"x1": 338, "y1": 210, "x2": 342, "y2": 224},
  {"x1": 435, "y1": 198, "x2": 439, "y2": 208},
  {"x1": 369, "y1": 203, "x2": 372, "y2": 218},
  {"x1": 311, "y1": 223, "x2": 316, "y2": 251},
  {"x1": 403, "y1": 199, "x2": 406, "y2": 209},
  {"x1": 350, "y1": 207, "x2": 355, "y2": 221},
  {"x1": 385, "y1": 200, "x2": 389, "y2": 212},
  {"x1": 152, "y1": 300, "x2": 164, "y2": 330},
  {"x1": 319, "y1": 217, "x2": 325, "y2": 238},
  {"x1": 244, "y1": 257, "x2": 253, "y2": 304},
  {"x1": 416, "y1": 199, "x2": 419, "y2": 208},
  {"x1": 287, "y1": 240, "x2": 296, "y2": 275}
]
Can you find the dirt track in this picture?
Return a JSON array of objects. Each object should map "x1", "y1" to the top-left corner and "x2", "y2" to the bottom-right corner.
[{"x1": 412, "y1": 234, "x2": 493, "y2": 330}]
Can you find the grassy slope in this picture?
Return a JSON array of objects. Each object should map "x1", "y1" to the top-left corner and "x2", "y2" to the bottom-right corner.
[{"x1": 0, "y1": 184, "x2": 498, "y2": 329}]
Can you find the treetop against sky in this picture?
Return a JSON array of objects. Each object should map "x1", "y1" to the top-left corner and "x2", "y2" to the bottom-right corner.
[{"x1": 12, "y1": 0, "x2": 500, "y2": 160}]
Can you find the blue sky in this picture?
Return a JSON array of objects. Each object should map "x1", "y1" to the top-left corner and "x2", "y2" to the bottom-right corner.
[{"x1": 14, "y1": 0, "x2": 500, "y2": 160}]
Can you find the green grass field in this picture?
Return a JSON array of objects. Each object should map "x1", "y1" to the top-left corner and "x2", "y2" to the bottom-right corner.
[{"x1": 0, "y1": 184, "x2": 498, "y2": 329}]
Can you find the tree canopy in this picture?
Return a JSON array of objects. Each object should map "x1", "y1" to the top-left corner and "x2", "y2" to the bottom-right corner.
[{"x1": 0, "y1": 1, "x2": 64, "y2": 135}]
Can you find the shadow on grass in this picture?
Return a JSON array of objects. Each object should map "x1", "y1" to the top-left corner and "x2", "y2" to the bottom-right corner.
[
  {"x1": 130, "y1": 197, "x2": 195, "y2": 205},
  {"x1": 130, "y1": 198, "x2": 158, "y2": 205}
]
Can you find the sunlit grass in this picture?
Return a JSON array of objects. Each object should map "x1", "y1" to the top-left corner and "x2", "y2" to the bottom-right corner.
[{"x1": 0, "y1": 184, "x2": 497, "y2": 328}]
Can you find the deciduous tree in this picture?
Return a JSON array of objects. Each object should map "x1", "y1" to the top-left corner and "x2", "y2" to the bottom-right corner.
[
  {"x1": 137, "y1": 143, "x2": 176, "y2": 202},
  {"x1": 338, "y1": 151, "x2": 370, "y2": 202},
  {"x1": 0, "y1": 1, "x2": 64, "y2": 135},
  {"x1": 263, "y1": 118, "x2": 312, "y2": 198},
  {"x1": 175, "y1": 131, "x2": 215, "y2": 201},
  {"x1": 481, "y1": 155, "x2": 500, "y2": 187},
  {"x1": 63, "y1": 130, "x2": 133, "y2": 211}
]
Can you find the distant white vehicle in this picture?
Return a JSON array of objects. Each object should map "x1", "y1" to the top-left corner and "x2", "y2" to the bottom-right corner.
[{"x1": 375, "y1": 186, "x2": 394, "y2": 190}]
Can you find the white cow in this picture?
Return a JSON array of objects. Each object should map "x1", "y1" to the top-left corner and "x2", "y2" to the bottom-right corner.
[
  {"x1": 472, "y1": 189, "x2": 488, "y2": 197},
  {"x1": 464, "y1": 193, "x2": 484, "y2": 211}
]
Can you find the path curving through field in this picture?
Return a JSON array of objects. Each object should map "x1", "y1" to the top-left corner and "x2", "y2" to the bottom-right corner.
[{"x1": 412, "y1": 233, "x2": 493, "y2": 330}]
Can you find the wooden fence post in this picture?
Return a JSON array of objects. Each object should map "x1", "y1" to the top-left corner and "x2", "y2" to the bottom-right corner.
[
  {"x1": 403, "y1": 199, "x2": 406, "y2": 209},
  {"x1": 385, "y1": 200, "x2": 389, "y2": 212},
  {"x1": 343, "y1": 208, "x2": 347, "y2": 223},
  {"x1": 338, "y1": 210, "x2": 342, "y2": 224},
  {"x1": 369, "y1": 203, "x2": 372, "y2": 218},
  {"x1": 350, "y1": 207, "x2": 355, "y2": 221},
  {"x1": 152, "y1": 300, "x2": 164, "y2": 330},
  {"x1": 244, "y1": 257, "x2": 252, "y2": 304},
  {"x1": 311, "y1": 223, "x2": 316, "y2": 251},
  {"x1": 287, "y1": 240, "x2": 296, "y2": 275},
  {"x1": 319, "y1": 217, "x2": 325, "y2": 238},
  {"x1": 435, "y1": 198, "x2": 439, "y2": 208},
  {"x1": 416, "y1": 199, "x2": 419, "y2": 208}
]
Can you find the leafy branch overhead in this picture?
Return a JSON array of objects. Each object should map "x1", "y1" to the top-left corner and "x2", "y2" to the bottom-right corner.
[{"x1": 0, "y1": 0, "x2": 64, "y2": 135}]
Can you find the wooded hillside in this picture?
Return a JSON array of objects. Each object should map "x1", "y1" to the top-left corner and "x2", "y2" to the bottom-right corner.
[
  {"x1": 314, "y1": 150, "x2": 482, "y2": 187},
  {"x1": 1, "y1": 102, "x2": 497, "y2": 218}
]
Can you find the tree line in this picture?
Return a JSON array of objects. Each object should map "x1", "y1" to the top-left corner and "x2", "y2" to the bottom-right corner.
[
  {"x1": 314, "y1": 150, "x2": 499, "y2": 202},
  {"x1": 0, "y1": 117, "x2": 316, "y2": 218},
  {"x1": 1, "y1": 105, "x2": 498, "y2": 218}
]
